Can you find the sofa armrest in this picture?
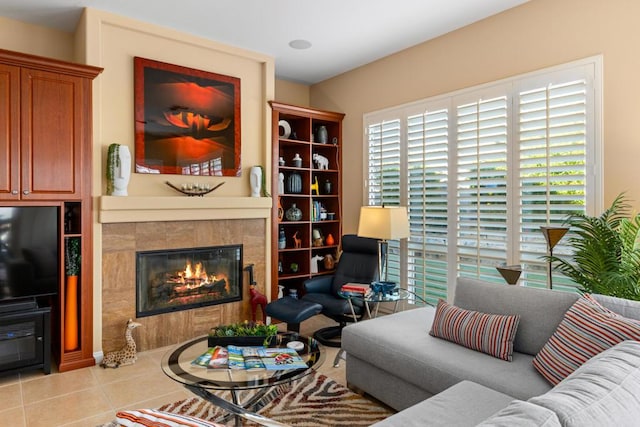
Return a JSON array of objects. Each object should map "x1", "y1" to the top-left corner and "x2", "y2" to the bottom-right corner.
[{"x1": 303, "y1": 275, "x2": 333, "y2": 294}]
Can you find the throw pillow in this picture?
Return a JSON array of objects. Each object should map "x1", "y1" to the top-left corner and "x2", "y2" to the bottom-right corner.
[
  {"x1": 116, "y1": 409, "x2": 224, "y2": 427},
  {"x1": 532, "y1": 294, "x2": 640, "y2": 385},
  {"x1": 429, "y1": 299, "x2": 520, "y2": 361}
]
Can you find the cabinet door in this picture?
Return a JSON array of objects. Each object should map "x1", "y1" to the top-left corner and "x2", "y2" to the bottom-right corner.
[
  {"x1": 0, "y1": 64, "x2": 20, "y2": 200},
  {"x1": 20, "y1": 68, "x2": 84, "y2": 199}
]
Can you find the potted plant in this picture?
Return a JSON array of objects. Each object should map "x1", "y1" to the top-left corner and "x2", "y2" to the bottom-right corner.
[
  {"x1": 208, "y1": 321, "x2": 278, "y2": 347},
  {"x1": 64, "y1": 238, "x2": 81, "y2": 350},
  {"x1": 548, "y1": 193, "x2": 640, "y2": 301}
]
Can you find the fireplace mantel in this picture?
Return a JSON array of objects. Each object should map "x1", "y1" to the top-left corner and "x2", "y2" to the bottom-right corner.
[{"x1": 99, "y1": 196, "x2": 272, "y2": 223}]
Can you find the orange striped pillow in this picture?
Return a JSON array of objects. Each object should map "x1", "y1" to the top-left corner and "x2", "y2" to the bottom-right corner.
[
  {"x1": 532, "y1": 294, "x2": 640, "y2": 385},
  {"x1": 429, "y1": 299, "x2": 520, "y2": 361}
]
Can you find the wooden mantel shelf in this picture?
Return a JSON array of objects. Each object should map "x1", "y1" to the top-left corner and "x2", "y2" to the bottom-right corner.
[{"x1": 98, "y1": 196, "x2": 273, "y2": 223}]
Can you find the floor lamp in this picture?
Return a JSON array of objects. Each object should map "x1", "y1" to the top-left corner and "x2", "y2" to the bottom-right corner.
[
  {"x1": 540, "y1": 226, "x2": 569, "y2": 289},
  {"x1": 496, "y1": 264, "x2": 522, "y2": 285},
  {"x1": 357, "y1": 206, "x2": 410, "y2": 283}
]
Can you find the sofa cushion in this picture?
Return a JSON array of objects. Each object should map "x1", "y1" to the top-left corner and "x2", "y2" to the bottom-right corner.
[
  {"x1": 342, "y1": 307, "x2": 552, "y2": 401},
  {"x1": 477, "y1": 400, "x2": 561, "y2": 427},
  {"x1": 532, "y1": 294, "x2": 640, "y2": 385},
  {"x1": 429, "y1": 299, "x2": 520, "y2": 361},
  {"x1": 453, "y1": 277, "x2": 579, "y2": 356},
  {"x1": 371, "y1": 381, "x2": 514, "y2": 427},
  {"x1": 529, "y1": 340, "x2": 640, "y2": 427},
  {"x1": 116, "y1": 409, "x2": 224, "y2": 426}
]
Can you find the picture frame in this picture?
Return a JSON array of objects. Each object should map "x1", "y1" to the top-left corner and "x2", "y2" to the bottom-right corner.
[{"x1": 134, "y1": 57, "x2": 241, "y2": 176}]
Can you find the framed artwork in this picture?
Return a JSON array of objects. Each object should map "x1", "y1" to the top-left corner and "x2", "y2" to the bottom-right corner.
[{"x1": 134, "y1": 57, "x2": 241, "y2": 176}]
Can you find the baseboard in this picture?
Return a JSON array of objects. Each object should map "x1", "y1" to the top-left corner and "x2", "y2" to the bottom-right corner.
[{"x1": 93, "y1": 350, "x2": 104, "y2": 365}]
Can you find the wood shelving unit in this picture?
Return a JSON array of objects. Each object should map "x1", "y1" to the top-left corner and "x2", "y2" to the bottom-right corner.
[{"x1": 269, "y1": 101, "x2": 344, "y2": 301}]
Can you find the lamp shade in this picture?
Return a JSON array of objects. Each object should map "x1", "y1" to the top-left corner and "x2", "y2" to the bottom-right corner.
[{"x1": 357, "y1": 206, "x2": 410, "y2": 240}]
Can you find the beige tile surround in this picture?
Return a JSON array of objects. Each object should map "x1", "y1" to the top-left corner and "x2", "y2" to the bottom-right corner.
[{"x1": 101, "y1": 218, "x2": 267, "y2": 353}]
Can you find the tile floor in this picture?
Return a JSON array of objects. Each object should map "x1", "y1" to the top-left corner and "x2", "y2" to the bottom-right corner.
[{"x1": 0, "y1": 316, "x2": 346, "y2": 427}]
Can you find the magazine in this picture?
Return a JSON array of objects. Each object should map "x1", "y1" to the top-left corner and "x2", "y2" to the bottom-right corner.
[
  {"x1": 242, "y1": 347, "x2": 266, "y2": 370},
  {"x1": 227, "y1": 345, "x2": 246, "y2": 370},
  {"x1": 257, "y1": 347, "x2": 308, "y2": 370},
  {"x1": 191, "y1": 347, "x2": 217, "y2": 368},
  {"x1": 208, "y1": 346, "x2": 229, "y2": 369},
  {"x1": 191, "y1": 346, "x2": 229, "y2": 369}
]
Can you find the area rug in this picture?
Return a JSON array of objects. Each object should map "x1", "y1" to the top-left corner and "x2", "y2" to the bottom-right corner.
[{"x1": 101, "y1": 373, "x2": 394, "y2": 426}]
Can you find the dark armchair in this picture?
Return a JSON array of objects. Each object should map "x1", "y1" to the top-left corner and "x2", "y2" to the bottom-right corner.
[{"x1": 301, "y1": 234, "x2": 379, "y2": 347}]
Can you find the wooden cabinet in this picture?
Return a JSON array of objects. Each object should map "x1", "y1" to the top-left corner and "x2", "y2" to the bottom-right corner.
[
  {"x1": 270, "y1": 102, "x2": 344, "y2": 301},
  {"x1": 0, "y1": 49, "x2": 102, "y2": 372},
  {"x1": 0, "y1": 55, "x2": 96, "y2": 200}
]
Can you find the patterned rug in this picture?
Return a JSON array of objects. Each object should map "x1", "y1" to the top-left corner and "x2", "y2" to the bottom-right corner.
[{"x1": 102, "y1": 373, "x2": 394, "y2": 426}]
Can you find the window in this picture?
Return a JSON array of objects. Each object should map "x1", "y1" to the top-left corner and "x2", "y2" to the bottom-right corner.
[{"x1": 364, "y1": 57, "x2": 602, "y2": 304}]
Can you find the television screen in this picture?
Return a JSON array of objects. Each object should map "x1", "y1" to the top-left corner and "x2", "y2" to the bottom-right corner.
[{"x1": 0, "y1": 206, "x2": 59, "y2": 301}]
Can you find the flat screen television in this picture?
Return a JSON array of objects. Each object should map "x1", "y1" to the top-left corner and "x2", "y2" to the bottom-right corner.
[{"x1": 0, "y1": 206, "x2": 59, "y2": 301}]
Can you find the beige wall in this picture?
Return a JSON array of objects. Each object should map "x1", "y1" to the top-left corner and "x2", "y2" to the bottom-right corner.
[
  {"x1": 0, "y1": 16, "x2": 74, "y2": 61},
  {"x1": 77, "y1": 8, "x2": 274, "y2": 354},
  {"x1": 311, "y1": 0, "x2": 640, "y2": 234},
  {"x1": 275, "y1": 79, "x2": 310, "y2": 106}
]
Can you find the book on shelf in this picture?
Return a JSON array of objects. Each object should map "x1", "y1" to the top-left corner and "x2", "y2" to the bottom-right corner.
[{"x1": 257, "y1": 347, "x2": 308, "y2": 370}]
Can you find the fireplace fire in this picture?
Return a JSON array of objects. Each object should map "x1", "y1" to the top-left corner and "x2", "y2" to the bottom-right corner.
[{"x1": 136, "y1": 245, "x2": 242, "y2": 317}]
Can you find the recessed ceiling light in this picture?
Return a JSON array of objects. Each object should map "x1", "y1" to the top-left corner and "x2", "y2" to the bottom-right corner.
[{"x1": 289, "y1": 39, "x2": 312, "y2": 50}]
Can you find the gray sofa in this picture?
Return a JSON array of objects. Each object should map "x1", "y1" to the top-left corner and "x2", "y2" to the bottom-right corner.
[{"x1": 341, "y1": 277, "x2": 640, "y2": 426}]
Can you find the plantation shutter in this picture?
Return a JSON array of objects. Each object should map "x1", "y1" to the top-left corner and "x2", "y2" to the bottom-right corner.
[
  {"x1": 363, "y1": 57, "x2": 600, "y2": 304},
  {"x1": 365, "y1": 119, "x2": 401, "y2": 207},
  {"x1": 517, "y1": 74, "x2": 589, "y2": 290},
  {"x1": 455, "y1": 94, "x2": 509, "y2": 283},
  {"x1": 406, "y1": 106, "x2": 449, "y2": 301}
]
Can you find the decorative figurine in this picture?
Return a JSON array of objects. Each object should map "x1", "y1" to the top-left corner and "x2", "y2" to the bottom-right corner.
[
  {"x1": 250, "y1": 284, "x2": 267, "y2": 322},
  {"x1": 324, "y1": 253, "x2": 335, "y2": 270},
  {"x1": 311, "y1": 254, "x2": 324, "y2": 273},
  {"x1": 293, "y1": 231, "x2": 302, "y2": 248},
  {"x1": 100, "y1": 319, "x2": 141, "y2": 368},
  {"x1": 312, "y1": 153, "x2": 329, "y2": 170},
  {"x1": 311, "y1": 176, "x2": 320, "y2": 195}
]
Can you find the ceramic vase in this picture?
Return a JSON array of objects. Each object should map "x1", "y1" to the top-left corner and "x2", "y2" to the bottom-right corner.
[
  {"x1": 286, "y1": 204, "x2": 302, "y2": 221},
  {"x1": 286, "y1": 172, "x2": 302, "y2": 194},
  {"x1": 110, "y1": 145, "x2": 131, "y2": 196},
  {"x1": 317, "y1": 126, "x2": 328, "y2": 144},
  {"x1": 64, "y1": 275, "x2": 79, "y2": 351}
]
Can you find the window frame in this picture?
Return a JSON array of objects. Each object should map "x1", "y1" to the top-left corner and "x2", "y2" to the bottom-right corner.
[{"x1": 363, "y1": 56, "x2": 603, "y2": 302}]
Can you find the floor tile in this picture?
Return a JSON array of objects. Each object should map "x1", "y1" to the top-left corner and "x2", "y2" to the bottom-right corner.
[
  {"x1": 23, "y1": 387, "x2": 111, "y2": 427},
  {"x1": 21, "y1": 368, "x2": 98, "y2": 405}
]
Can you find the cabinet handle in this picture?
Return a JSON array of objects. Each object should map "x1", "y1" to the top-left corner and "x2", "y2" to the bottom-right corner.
[
  {"x1": 11, "y1": 190, "x2": 18, "y2": 195},
  {"x1": 23, "y1": 190, "x2": 29, "y2": 195}
]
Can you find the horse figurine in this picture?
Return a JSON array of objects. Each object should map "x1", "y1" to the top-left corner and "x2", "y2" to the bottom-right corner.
[
  {"x1": 101, "y1": 319, "x2": 141, "y2": 368},
  {"x1": 293, "y1": 231, "x2": 302, "y2": 248},
  {"x1": 250, "y1": 284, "x2": 268, "y2": 322}
]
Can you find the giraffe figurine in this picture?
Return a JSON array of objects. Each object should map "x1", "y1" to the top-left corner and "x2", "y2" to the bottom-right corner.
[{"x1": 100, "y1": 319, "x2": 142, "y2": 368}]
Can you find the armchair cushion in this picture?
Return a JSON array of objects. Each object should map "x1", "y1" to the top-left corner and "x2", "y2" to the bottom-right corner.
[{"x1": 303, "y1": 275, "x2": 333, "y2": 294}]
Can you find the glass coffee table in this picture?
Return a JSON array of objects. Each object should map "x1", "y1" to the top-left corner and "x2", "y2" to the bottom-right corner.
[{"x1": 161, "y1": 332, "x2": 324, "y2": 426}]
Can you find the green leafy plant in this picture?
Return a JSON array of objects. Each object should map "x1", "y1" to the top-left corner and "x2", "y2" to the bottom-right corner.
[
  {"x1": 209, "y1": 321, "x2": 278, "y2": 338},
  {"x1": 65, "y1": 238, "x2": 81, "y2": 277},
  {"x1": 548, "y1": 193, "x2": 640, "y2": 300},
  {"x1": 106, "y1": 143, "x2": 121, "y2": 196}
]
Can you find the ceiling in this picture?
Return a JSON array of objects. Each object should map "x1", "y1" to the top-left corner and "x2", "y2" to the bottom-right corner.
[{"x1": 0, "y1": 0, "x2": 529, "y2": 84}]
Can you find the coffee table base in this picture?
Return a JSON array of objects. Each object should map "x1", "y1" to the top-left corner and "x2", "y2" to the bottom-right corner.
[{"x1": 185, "y1": 384, "x2": 290, "y2": 427}]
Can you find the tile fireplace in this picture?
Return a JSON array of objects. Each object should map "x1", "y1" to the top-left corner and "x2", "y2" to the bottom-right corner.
[{"x1": 136, "y1": 245, "x2": 242, "y2": 317}]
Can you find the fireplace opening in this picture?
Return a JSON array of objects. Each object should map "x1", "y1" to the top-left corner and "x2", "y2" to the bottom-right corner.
[{"x1": 136, "y1": 245, "x2": 242, "y2": 317}]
